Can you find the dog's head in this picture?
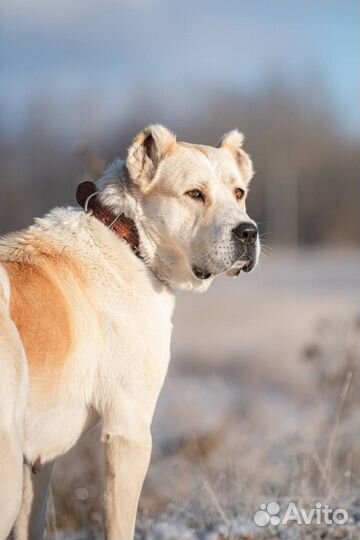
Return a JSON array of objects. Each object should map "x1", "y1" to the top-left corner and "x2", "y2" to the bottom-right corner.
[{"x1": 99, "y1": 124, "x2": 260, "y2": 291}]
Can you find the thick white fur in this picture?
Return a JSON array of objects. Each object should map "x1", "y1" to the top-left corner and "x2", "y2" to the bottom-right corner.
[{"x1": 0, "y1": 125, "x2": 259, "y2": 539}]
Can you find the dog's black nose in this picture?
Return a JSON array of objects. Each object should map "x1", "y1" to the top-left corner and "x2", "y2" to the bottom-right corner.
[{"x1": 232, "y1": 222, "x2": 258, "y2": 245}]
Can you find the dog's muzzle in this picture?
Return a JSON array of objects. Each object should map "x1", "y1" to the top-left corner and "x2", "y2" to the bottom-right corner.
[
  {"x1": 232, "y1": 221, "x2": 258, "y2": 273},
  {"x1": 192, "y1": 222, "x2": 259, "y2": 280}
]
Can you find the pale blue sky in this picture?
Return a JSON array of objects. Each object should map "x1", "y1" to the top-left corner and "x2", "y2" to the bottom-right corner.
[{"x1": 1, "y1": 0, "x2": 359, "y2": 134}]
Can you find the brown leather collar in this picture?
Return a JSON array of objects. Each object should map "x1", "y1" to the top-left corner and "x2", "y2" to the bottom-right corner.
[{"x1": 76, "y1": 181, "x2": 140, "y2": 255}]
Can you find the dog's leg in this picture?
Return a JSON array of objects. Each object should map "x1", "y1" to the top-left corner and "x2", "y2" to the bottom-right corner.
[
  {"x1": 14, "y1": 461, "x2": 54, "y2": 540},
  {"x1": 0, "y1": 426, "x2": 23, "y2": 540},
  {"x1": 104, "y1": 430, "x2": 152, "y2": 540}
]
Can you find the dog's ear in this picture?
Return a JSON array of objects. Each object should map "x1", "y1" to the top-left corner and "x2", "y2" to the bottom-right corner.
[
  {"x1": 127, "y1": 124, "x2": 176, "y2": 188},
  {"x1": 217, "y1": 129, "x2": 253, "y2": 184}
]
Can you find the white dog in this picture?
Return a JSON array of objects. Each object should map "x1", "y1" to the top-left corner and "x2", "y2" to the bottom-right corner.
[{"x1": 0, "y1": 125, "x2": 259, "y2": 540}]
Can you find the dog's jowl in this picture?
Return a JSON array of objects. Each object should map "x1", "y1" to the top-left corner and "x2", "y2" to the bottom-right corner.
[{"x1": 0, "y1": 125, "x2": 259, "y2": 540}]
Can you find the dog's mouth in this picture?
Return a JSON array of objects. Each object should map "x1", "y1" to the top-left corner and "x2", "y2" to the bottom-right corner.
[
  {"x1": 192, "y1": 266, "x2": 213, "y2": 280},
  {"x1": 192, "y1": 257, "x2": 256, "y2": 280},
  {"x1": 225, "y1": 259, "x2": 253, "y2": 277},
  {"x1": 241, "y1": 258, "x2": 256, "y2": 273}
]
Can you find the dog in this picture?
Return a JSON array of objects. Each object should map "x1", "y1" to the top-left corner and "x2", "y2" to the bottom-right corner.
[{"x1": 0, "y1": 125, "x2": 259, "y2": 540}]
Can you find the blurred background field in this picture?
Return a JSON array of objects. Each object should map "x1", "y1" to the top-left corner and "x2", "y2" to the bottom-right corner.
[{"x1": 1, "y1": 0, "x2": 359, "y2": 538}]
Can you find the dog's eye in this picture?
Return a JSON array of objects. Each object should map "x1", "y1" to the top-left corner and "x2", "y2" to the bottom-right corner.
[
  {"x1": 186, "y1": 189, "x2": 206, "y2": 202},
  {"x1": 235, "y1": 188, "x2": 245, "y2": 200}
]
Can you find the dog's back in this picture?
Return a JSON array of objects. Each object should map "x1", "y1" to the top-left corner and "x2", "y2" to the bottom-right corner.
[{"x1": 0, "y1": 264, "x2": 28, "y2": 539}]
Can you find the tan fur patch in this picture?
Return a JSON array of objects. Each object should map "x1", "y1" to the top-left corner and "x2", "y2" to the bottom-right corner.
[{"x1": 4, "y1": 261, "x2": 72, "y2": 386}]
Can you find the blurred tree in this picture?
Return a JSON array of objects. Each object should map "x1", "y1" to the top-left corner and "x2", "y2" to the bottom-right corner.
[{"x1": 0, "y1": 81, "x2": 359, "y2": 246}]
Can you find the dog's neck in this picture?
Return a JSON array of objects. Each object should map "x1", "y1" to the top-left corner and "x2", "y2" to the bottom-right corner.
[
  {"x1": 76, "y1": 180, "x2": 140, "y2": 256},
  {"x1": 80, "y1": 163, "x2": 174, "y2": 287},
  {"x1": 96, "y1": 162, "x2": 157, "y2": 265}
]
